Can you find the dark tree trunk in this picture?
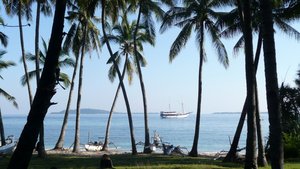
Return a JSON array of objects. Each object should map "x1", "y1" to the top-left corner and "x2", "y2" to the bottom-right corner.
[
  {"x1": 0, "y1": 109, "x2": 6, "y2": 146},
  {"x1": 102, "y1": 55, "x2": 128, "y2": 151},
  {"x1": 189, "y1": 24, "x2": 204, "y2": 157},
  {"x1": 34, "y1": 0, "x2": 46, "y2": 159},
  {"x1": 223, "y1": 31, "x2": 263, "y2": 163},
  {"x1": 54, "y1": 54, "x2": 79, "y2": 150},
  {"x1": 260, "y1": 0, "x2": 284, "y2": 168},
  {"x1": 243, "y1": 0, "x2": 258, "y2": 167},
  {"x1": 134, "y1": 4, "x2": 151, "y2": 154},
  {"x1": 73, "y1": 24, "x2": 87, "y2": 153},
  {"x1": 101, "y1": 0, "x2": 137, "y2": 155},
  {"x1": 7, "y1": 0, "x2": 67, "y2": 168}
]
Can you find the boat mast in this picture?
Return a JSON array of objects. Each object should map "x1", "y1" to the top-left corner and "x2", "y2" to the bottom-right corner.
[{"x1": 181, "y1": 102, "x2": 184, "y2": 113}]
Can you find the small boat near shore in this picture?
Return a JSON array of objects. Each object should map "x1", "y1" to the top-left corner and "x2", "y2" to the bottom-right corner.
[
  {"x1": 84, "y1": 141, "x2": 103, "y2": 151},
  {"x1": 0, "y1": 135, "x2": 17, "y2": 155},
  {"x1": 160, "y1": 111, "x2": 191, "y2": 118}
]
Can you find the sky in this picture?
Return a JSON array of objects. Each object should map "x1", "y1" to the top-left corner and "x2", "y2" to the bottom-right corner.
[{"x1": 0, "y1": 4, "x2": 300, "y2": 115}]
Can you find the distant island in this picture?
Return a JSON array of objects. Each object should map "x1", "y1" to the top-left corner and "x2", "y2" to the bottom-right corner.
[
  {"x1": 51, "y1": 108, "x2": 160, "y2": 114},
  {"x1": 51, "y1": 108, "x2": 122, "y2": 114},
  {"x1": 213, "y1": 112, "x2": 267, "y2": 114}
]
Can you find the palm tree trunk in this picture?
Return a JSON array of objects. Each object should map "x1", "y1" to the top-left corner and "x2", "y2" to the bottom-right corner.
[
  {"x1": 260, "y1": 0, "x2": 284, "y2": 168},
  {"x1": 101, "y1": 0, "x2": 137, "y2": 155},
  {"x1": 242, "y1": 0, "x2": 258, "y2": 168},
  {"x1": 73, "y1": 24, "x2": 87, "y2": 153},
  {"x1": 54, "y1": 54, "x2": 79, "y2": 150},
  {"x1": 134, "y1": 5, "x2": 151, "y2": 154},
  {"x1": 223, "y1": 99, "x2": 247, "y2": 162},
  {"x1": 102, "y1": 55, "x2": 128, "y2": 151},
  {"x1": 34, "y1": 0, "x2": 46, "y2": 158},
  {"x1": 255, "y1": 82, "x2": 268, "y2": 167},
  {"x1": 0, "y1": 109, "x2": 5, "y2": 146},
  {"x1": 18, "y1": 0, "x2": 33, "y2": 105},
  {"x1": 223, "y1": 30, "x2": 263, "y2": 163},
  {"x1": 189, "y1": 24, "x2": 204, "y2": 157},
  {"x1": 7, "y1": 1, "x2": 67, "y2": 168}
]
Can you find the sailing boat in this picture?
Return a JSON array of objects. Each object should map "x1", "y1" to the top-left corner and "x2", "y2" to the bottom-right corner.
[{"x1": 160, "y1": 103, "x2": 191, "y2": 118}]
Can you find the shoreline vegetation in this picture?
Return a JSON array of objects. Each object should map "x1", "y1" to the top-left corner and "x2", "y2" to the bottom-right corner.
[{"x1": 1, "y1": 149, "x2": 300, "y2": 169}]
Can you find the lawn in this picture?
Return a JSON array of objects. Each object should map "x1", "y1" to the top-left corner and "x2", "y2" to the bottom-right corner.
[{"x1": 1, "y1": 153, "x2": 300, "y2": 169}]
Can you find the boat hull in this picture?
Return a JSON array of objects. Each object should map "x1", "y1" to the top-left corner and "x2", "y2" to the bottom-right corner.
[
  {"x1": 84, "y1": 144, "x2": 102, "y2": 151},
  {"x1": 160, "y1": 111, "x2": 190, "y2": 118},
  {"x1": 0, "y1": 142, "x2": 16, "y2": 154}
]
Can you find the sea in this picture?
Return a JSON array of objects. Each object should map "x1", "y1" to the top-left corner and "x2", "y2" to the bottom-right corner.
[{"x1": 2, "y1": 112, "x2": 269, "y2": 153}]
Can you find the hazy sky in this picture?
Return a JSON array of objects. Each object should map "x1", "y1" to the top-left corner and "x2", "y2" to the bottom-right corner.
[{"x1": 0, "y1": 5, "x2": 299, "y2": 115}]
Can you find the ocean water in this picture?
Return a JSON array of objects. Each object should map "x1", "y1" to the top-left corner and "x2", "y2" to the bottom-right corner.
[{"x1": 2, "y1": 112, "x2": 269, "y2": 153}]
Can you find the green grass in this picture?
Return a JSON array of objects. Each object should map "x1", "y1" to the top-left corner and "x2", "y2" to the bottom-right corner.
[{"x1": 1, "y1": 154, "x2": 300, "y2": 169}]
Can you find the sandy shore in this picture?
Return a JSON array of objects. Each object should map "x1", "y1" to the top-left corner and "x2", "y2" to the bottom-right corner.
[
  {"x1": 44, "y1": 148, "x2": 126, "y2": 157},
  {"x1": 43, "y1": 148, "x2": 225, "y2": 158}
]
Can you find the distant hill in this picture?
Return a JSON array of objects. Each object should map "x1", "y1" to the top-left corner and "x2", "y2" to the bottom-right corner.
[
  {"x1": 213, "y1": 112, "x2": 267, "y2": 114},
  {"x1": 51, "y1": 108, "x2": 122, "y2": 114}
]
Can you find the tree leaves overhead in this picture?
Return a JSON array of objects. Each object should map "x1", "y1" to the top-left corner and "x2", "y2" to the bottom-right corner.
[{"x1": 162, "y1": 0, "x2": 228, "y2": 66}]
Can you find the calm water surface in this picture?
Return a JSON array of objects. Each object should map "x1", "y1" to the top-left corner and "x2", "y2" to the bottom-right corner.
[{"x1": 3, "y1": 112, "x2": 269, "y2": 152}]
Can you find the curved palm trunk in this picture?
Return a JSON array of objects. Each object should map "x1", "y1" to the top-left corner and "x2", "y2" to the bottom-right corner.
[
  {"x1": 34, "y1": 1, "x2": 46, "y2": 158},
  {"x1": 0, "y1": 109, "x2": 5, "y2": 146},
  {"x1": 255, "y1": 82, "x2": 268, "y2": 167},
  {"x1": 102, "y1": 55, "x2": 128, "y2": 151},
  {"x1": 7, "y1": 1, "x2": 67, "y2": 168},
  {"x1": 134, "y1": 5, "x2": 151, "y2": 154},
  {"x1": 54, "y1": 54, "x2": 79, "y2": 150},
  {"x1": 73, "y1": 25, "x2": 87, "y2": 153},
  {"x1": 18, "y1": 1, "x2": 33, "y2": 105},
  {"x1": 243, "y1": 0, "x2": 258, "y2": 168},
  {"x1": 101, "y1": 0, "x2": 137, "y2": 155},
  {"x1": 224, "y1": 31, "x2": 263, "y2": 163},
  {"x1": 260, "y1": 0, "x2": 284, "y2": 168},
  {"x1": 189, "y1": 24, "x2": 204, "y2": 157}
]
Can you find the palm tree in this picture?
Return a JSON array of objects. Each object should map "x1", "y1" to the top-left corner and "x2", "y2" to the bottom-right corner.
[
  {"x1": 219, "y1": 0, "x2": 300, "y2": 165},
  {"x1": 54, "y1": 23, "x2": 80, "y2": 150},
  {"x1": 101, "y1": 0, "x2": 138, "y2": 155},
  {"x1": 101, "y1": 13, "x2": 153, "y2": 151},
  {"x1": 65, "y1": 1, "x2": 101, "y2": 153},
  {"x1": 131, "y1": 0, "x2": 173, "y2": 153},
  {"x1": 260, "y1": 0, "x2": 284, "y2": 168},
  {"x1": 20, "y1": 38, "x2": 73, "y2": 89},
  {"x1": 160, "y1": 0, "x2": 229, "y2": 157},
  {"x1": 2, "y1": 0, "x2": 33, "y2": 105},
  {"x1": 233, "y1": 0, "x2": 258, "y2": 168},
  {"x1": 0, "y1": 50, "x2": 18, "y2": 146},
  {"x1": 7, "y1": 1, "x2": 68, "y2": 167}
]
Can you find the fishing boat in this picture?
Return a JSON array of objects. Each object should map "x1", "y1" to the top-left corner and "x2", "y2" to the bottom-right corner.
[
  {"x1": 160, "y1": 103, "x2": 191, "y2": 118},
  {"x1": 84, "y1": 141, "x2": 103, "y2": 151},
  {"x1": 0, "y1": 135, "x2": 17, "y2": 154}
]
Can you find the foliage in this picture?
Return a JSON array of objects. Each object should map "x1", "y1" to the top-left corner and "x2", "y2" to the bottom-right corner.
[{"x1": 276, "y1": 70, "x2": 300, "y2": 158}]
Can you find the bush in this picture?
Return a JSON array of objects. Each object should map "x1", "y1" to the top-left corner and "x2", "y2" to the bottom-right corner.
[{"x1": 284, "y1": 133, "x2": 300, "y2": 158}]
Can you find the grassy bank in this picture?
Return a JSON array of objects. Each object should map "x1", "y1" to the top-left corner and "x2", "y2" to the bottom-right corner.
[{"x1": 1, "y1": 153, "x2": 300, "y2": 169}]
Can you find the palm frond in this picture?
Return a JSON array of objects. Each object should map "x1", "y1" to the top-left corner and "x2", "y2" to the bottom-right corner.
[
  {"x1": 0, "y1": 32, "x2": 8, "y2": 47},
  {"x1": 20, "y1": 69, "x2": 42, "y2": 86},
  {"x1": 206, "y1": 20, "x2": 229, "y2": 68},
  {"x1": 59, "y1": 72, "x2": 71, "y2": 88},
  {"x1": 233, "y1": 36, "x2": 244, "y2": 56},
  {"x1": 169, "y1": 23, "x2": 193, "y2": 62},
  {"x1": 274, "y1": 16, "x2": 300, "y2": 41},
  {"x1": 0, "y1": 88, "x2": 18, "y2": 108}
]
